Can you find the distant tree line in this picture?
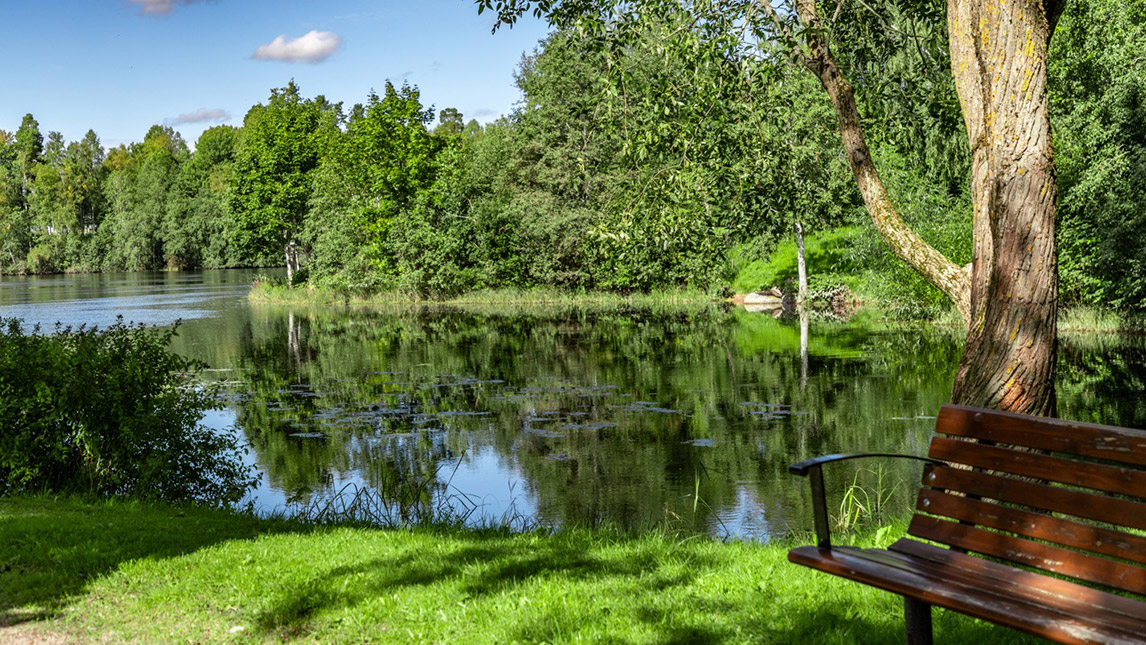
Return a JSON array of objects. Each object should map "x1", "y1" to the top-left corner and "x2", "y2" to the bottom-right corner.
[{"x1": 0, "y1": 0, "x2": 1141, "y2": 312}]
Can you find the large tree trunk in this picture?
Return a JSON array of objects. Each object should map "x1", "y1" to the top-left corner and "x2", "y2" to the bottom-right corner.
[
  {"x1": 771, "y1": 0, "x2": 1063, "y2": 418},
  {"x1": 947, "y1": 0, "x2": 1061, "y2": 416}
]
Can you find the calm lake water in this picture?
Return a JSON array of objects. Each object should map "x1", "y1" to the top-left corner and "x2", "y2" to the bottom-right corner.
[{"x1": 3, "y1": 270, "x2": 1144, "y2": 540}]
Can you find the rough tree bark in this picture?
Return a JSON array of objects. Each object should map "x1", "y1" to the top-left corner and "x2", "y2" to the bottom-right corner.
[
  {"x1": 947, "y1": 0, "x2": 1063, "y2": 416},
  {"x1": 764, "y1": 0, "x2": 1064, "y2": 417}
]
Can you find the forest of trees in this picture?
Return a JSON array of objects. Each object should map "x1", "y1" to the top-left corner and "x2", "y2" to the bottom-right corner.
[{"x1": 0, "y1": 0, "x2": 1141, "y2": 316}]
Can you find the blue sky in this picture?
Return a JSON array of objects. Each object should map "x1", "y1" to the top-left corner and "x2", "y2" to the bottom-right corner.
[{"x1": 0, "y1": 0, "x2": 550, "y2": 149}]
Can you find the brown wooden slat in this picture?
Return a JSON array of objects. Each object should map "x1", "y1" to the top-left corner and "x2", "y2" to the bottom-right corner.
[
  {"x1": 928, "y1": 436, "x2": 1146, "y2": 500},
  {"x1": 885, "y1": 546, "x2": 1146, "y2": 641},
  {"x1": 883, "y1": 540, "x2": 1146, "y2": 640},
  {"x1": 790, "y1": 544, "x2": 1146, "y2": 644},
  {"x1": 916, "y1": 489, "x2": 1146, "y2": 566},
  {"x1": 790, "y1": 545, "x2": 1144, "y2": 644},
  {"x1": 908, "y1": 515, "x2": 1146, "y2": 595},
  {"x1": 922, "y1": 465, "x2": 1146, "y2": 531},
  {"x1": 936, "y1": 404, "x2": 1146, "y2": 467},
  {"x1": 889, "y1": 539, "x2": 1146, "y2": 620}
]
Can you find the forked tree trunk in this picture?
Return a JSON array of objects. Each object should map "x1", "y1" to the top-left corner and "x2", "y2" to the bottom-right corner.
[
  {"x1": 788, "y1": 0, "x2": 972, "y2": 323},
  {"x1": 947, "y1": 0, "x2": 1062, "y2": 416},
  {"x1": 772, "y1": 0, "x2": 1063, "y2": 417}
]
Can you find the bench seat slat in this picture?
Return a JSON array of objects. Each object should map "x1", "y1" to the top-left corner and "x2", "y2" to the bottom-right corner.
[
  {"x1": 928, "y1": 436, "x2": 1146, "y2": 499},
  {"x1": 916, "y1": 489, "x2": 1146, "y2": 566},
  {"x1": 924, "y1": 465, "x2": 1146, "y2": 531},
  {"x1": 908, "y1": 515, "x2": 1146, "y2": 595},
  {"x1": 936, "y1": 404, "x2": 1146, "y2": 467},
  {"x1": 788, "y1": 405, "x2": 1146, "y2": 642},
  {"x1": 888, "y1": 539, "x2": 1146, "y2": 626},
  {"x1": 789, "y1": 542, "x2": 1146, "y2": 644}
]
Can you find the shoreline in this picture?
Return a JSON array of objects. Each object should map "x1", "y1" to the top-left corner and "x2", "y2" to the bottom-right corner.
[
  {"x1": 246, "y1": 282, "x2": 722, "y2": 309},
  {"x1": 247, "y1": 282, "x2": 1144, "y2": 335}
]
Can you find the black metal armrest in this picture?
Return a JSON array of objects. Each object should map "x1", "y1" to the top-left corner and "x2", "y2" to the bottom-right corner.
[
  {"x1": 790, "y1": 453, "x2": 945, "y2": 476},
  {"x1": 789, "y1": 453, "x2": 946, "y2": 549}
]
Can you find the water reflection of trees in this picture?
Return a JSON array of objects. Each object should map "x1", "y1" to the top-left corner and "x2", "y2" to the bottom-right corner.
[
  {"x1": 1057, "y1": 333, "x2": 1146, "y2": 428},
  {"x1": 175, "y1": 304, "x2": 1146, "y2": 539}
]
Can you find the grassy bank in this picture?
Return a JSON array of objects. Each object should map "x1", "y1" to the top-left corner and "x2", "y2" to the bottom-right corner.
[
  {"x1": 1, "y1": 497, "x2": 1041, "y2": 643},
  {"x1": 886, "y1": 303, "x2": 1146, "y2": 336},
  {"x1": 248, "y1": 282, "x2": 718, "y2": 309},
  {"x1": 1058, "y1": 306, "x2": 1146, "y2": 334},
  {"x1": 250, "y1": 281, "x2": 1146, "y2": 337}
]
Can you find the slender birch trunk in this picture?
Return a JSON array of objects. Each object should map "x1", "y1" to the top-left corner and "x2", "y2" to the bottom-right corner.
[{"x1": 795, "y1": 220, "x2": 808, "y2": 306}]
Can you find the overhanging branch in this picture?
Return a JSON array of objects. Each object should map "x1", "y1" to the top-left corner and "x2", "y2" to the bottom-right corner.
[{"x1": 759, "y1": 0, "x2": 971, "y2": 319}]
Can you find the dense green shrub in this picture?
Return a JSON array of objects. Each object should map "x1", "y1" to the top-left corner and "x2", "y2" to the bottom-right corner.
[
  {"x1": 733, "y1": 227, "x2": 863, "y2": 293},
  {"x1": 0, "y1": 318, "x2": 257, "y2": 505},
  {"x1": 1050, "y1": 0, "x2": 1146, "y2": 310}
]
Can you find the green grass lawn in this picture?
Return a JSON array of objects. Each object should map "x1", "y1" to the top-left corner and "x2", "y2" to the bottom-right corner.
[{"x1": 0, "y1": 497, "x2": 1042, "y2": 643}]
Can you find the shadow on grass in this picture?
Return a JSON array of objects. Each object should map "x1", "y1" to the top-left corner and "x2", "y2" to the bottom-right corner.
[
  {"x1": 0, "y1": 496, "x2": 312, "y2": 626},
  {"x1": 1, "y1": 497, "x2": 1048, "y2": 643},
  {"x1": 254, "y1": 535, "x2": 718, "y2": 638},
  {"x1": 252, "y1": 530, "x2": 1047, "y2": 643},
  {"x1": 741, "y1": 593, "x2": 1046, "y2": 645}
]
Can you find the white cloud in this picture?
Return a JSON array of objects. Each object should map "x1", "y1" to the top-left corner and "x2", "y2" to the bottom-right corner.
[
  {"x1": 128, "y1": 0, "x2": 209, "y2": 16},
  {"x1": 252, "y1": 31, "x2": 342, "y2": 64},
  {"x1": 165, "y1": 108, "x2": 230, "y2": 126}
]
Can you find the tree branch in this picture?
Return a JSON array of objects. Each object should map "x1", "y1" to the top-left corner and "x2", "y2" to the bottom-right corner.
[
  {"x1": 755, "y1": 1, "x2": 811, "y2": 67},
  {"x1": 761, "y1": 0, "x2": 972, "y2": 319}
]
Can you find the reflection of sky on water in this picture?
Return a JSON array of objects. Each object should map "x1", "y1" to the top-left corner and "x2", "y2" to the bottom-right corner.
[
  {"x1": 202, "y1": 406, "x2": 284, "y2": 510},
  {"x1": 438, "y1": 447, "x2": 538, "y2": 526},
  {"x1": 0, "y1": 270, "x2": 256, "y2": 330},
  {"x1": 714, "y1": 487, "x2": 771, "y2": 540},
  {"x1": 21, "y1": 271, "x2": 1144, "y2": 541},
  {"x1": 204, "y1": 399, "x2": 539, "y2": 526},
  {"x1": 202, "y1": 368, "x2": 826, "y2": 538},
  {"x1": 0, "y1": 270, "x2": 963, "y2": 541}
]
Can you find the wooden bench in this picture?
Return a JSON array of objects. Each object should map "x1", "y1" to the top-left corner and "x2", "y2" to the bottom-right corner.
[{"x1": 787, "y1": 404, "x2": 1146, "y2": 644}]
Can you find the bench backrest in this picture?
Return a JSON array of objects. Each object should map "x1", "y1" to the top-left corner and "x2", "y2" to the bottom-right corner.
[{"x1": 910, "y1": 404, "x2": 1146, "y2": 597}]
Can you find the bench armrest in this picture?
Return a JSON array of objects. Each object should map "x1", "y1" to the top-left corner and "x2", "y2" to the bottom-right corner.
[
  {"x1": 790, "y1": 453, "x2": 945, "y2": 549},
  {"x1": 790, "y1": 453, "x2": 945, "y2": 476}
]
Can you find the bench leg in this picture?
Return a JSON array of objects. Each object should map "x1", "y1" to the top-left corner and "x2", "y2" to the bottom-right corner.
[{"x1": 904, "y1": 596, "x2": 933, "y2": 645}]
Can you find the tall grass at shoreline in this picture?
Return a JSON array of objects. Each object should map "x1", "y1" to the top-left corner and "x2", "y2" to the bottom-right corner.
[
  {"x1": 250, "y1": 281, "x2": 1146, "y2": 339},
  {"x1": 887, "y1": 303, "x2": 1144, "y2": 336},
  {"x1": 1058, "y1": 305, "x2": 1145, "y2": 334},
  {"x1": 247, "y1": 280, "x2": 718, "y2": 309}
]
